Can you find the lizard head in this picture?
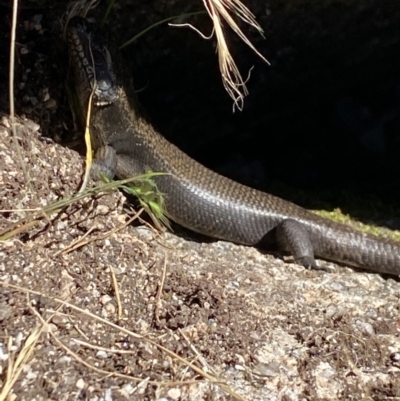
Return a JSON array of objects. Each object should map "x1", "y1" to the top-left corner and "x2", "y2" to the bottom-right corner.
[{"x1": 67, "y1": 16, "x2": 118, "y2": 107}]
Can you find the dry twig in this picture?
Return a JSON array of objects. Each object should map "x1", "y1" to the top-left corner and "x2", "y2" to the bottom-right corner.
[{"x1": 172, "y1": 0, "x2": 269, "y2": 110}]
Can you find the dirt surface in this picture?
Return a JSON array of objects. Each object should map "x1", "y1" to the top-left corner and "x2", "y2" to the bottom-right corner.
[
  {"x1": 1, "y1": 115, "x2": 400, "y2": 400},
  {"x1": 1, "y1": 0, "x2": 400, "y2": 400}
]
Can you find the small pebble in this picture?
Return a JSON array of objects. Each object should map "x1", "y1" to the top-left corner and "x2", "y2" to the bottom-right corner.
[{"x1": 76, "y1": 378, "x2": 85, "y2": 389}]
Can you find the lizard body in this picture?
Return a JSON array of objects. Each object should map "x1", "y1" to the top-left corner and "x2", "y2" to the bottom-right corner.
[{"x1": 67, "y1": 17, "x2": 400, "y2": 275}]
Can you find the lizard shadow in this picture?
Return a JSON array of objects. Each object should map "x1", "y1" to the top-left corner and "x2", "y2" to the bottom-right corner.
[{"x1": 157, "y1": 217, "x2": 400, "y2": 280}]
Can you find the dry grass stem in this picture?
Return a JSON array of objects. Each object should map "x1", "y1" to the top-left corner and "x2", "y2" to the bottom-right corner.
[
  {"x1": 78, "y1": 90, "x2": 95, "y2": 193},
  {"x1": 8, "y1": 0, "x2": 33, "y2": 194},
  {"x1": 202, "y1": 0, "x2": 269, "y2": 110},
  {"x1": 179, "y1": 328, "x2": 215, "y2": 374},
  {"x1": 0, "y1": 299, "x2": 66, "y2": 400},
  {"x1": 155, "y1": 252, "x2": 168, "y2": 325},
  {"x1": 109, "y1": 260, "x2": 123, "y2": 320},
  {"x1": 0, "y1": 327, "x2": 41, "y2": 401}
]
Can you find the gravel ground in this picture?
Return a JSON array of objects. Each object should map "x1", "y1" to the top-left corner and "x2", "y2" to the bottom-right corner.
[{"x1": 1, "y1": 115, "x2": 400, "y2": 400}]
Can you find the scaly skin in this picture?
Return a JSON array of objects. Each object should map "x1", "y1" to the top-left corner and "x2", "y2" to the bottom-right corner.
[{"x1": 67, "y1": 17, "x2": 400, "y2": 275}]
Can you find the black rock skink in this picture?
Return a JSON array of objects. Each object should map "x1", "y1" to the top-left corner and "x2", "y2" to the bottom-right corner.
[{"x1": 67, "y1": 17, "x2": 400, "y2": 275}]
